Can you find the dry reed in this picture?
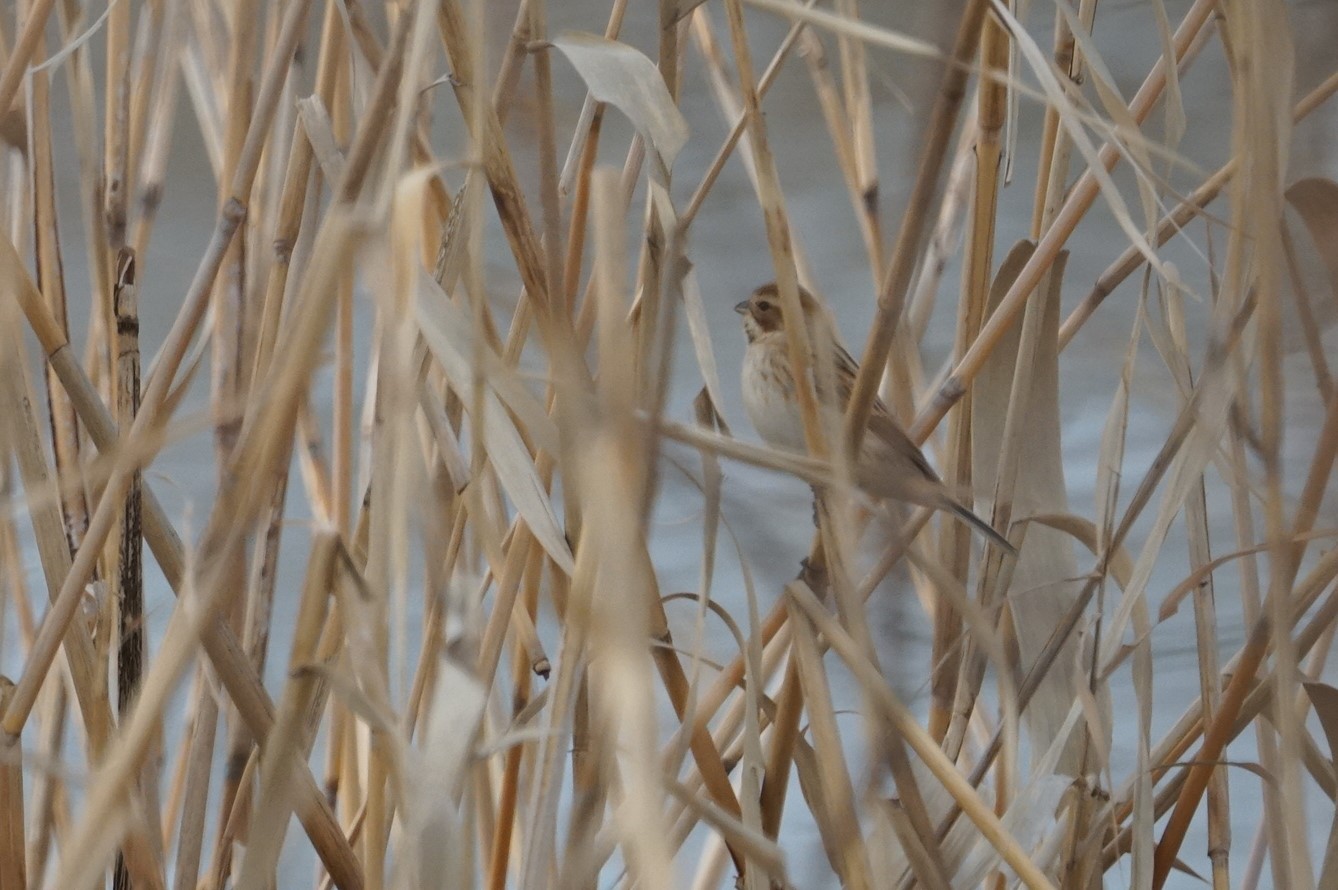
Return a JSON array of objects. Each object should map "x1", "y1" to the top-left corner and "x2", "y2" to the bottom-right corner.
[{"x1": 0, "y1": 0, "x2": 1336, "y2": 888}]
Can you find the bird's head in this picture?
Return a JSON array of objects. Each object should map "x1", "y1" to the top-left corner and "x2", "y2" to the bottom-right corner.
[{"x1": 734, "y1": 282, "x2": 821, "y2": 342}]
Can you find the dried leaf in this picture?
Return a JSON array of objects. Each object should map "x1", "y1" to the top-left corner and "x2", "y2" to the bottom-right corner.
[
  {"x1": 1022, "y1": 512, "x2": 1134, "y2": 590},
  {"x1": 681, "y1": 270, "x2": 728, "y2": 427},
  {"x1": 1159, "y1": 530, "x2": 1337, "y2": 623},
  {"x1": 668, "y1": 0, "x2": 712, "y2": 25},
  {"x1": 551, "y1": 33, "x2": 690, "y2": 168},
  {"x1": 1285, "y1": 178, "x2": 1338, "y2": 329},
  {"x1": 293, "y1": 662, "x2": 395, "y2": 733},
  {"x1": 1305, "y1": 682, "x2": 1338, "y2": 769},
  {"x1": 972, "y1": 241, "x2": 1100, "y2": 776},
  {"x1": 415, "y1": 274, "x2": 573, "y2": 575}
]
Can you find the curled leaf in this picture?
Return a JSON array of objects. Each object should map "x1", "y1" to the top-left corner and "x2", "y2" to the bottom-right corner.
[
  {"x1": 551, "y1": 33, "x2": 690, "y2": 168},
  {"x1": 1285, "y1": 178, "x2": 1338, "y2": 330},
  {"x1": 1305, "y1": 681, "x2": 1338, "y2": 769}
]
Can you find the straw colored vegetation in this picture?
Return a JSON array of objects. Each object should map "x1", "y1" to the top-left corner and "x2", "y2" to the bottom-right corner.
[{"x1": 0, "y1": 0, "x2": 1336, "y2": 887}]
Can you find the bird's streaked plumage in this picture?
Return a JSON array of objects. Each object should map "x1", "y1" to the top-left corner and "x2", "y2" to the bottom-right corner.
[{"x1": 736, "y1": 282, "x2": 1014, "y2": 552}]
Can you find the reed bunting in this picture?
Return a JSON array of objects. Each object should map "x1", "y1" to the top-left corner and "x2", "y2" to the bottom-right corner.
[{"x1": 736, "y1": 282, "x2": 1014, "y2": 553}]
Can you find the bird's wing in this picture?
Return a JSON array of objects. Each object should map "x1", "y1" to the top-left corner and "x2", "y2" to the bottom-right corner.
[
  {"x1": 867, "y1": 407, "x2": 940, "y2": 482},
  {"x1": 828, "y1": 340, "x2": 941, "y2": 484}
]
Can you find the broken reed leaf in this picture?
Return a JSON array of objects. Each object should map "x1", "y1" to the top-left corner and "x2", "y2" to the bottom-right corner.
[
  {"x1": 297, "y1": 95, "x2": 345, "y2": 182},
  {"x1": 953, "y1": 706, "x2": 1080, "y2": 887},
  {"x1": 1304, "y1": 682, "x2": 1338, "y2": 769},
  {"x1": 1304, "y1": 680, "x2": 1338, "y2": 887},
  {"x1": 414, "y1": 272, "x2": 573, "y2": 575},
  {"x1": 1285, "y1": 177, "x2": 1338, "y2": 324},
  {"x1": 292, "y1": 663, "x2": 396, "y2": 735},
  {"x1": 1054, "y1": 0, "x2": 1162, "y2": 231},
  {"x1": 668, "y1": 0, "x2": 712, "y2": 25},
  {"x1": 692, "y1": 386, "x2": 730, "y2": 438},
  {"x1": 550, "y1": 32, "x2": 690, "y2": 168},
  {"x1": 995, "y1": 2, "x2": 1177, "y2": 282},
  {"x1": 682, "y1": 272, "x2": 729, "y2": 422},
  {"x1": 972, "y1": 239, "x2": 1097, "y2": 776},
  {"x1": 0, "y1": 109, "x2": 25, "y2": 151},
  {"x1": 691, "y1": 387, "x2": 726, "y2": 602},
  {"x1": 1158, "y1": 530, "x2": 1338, "y2": 623},
  {"x1": 1020, "y1": 512, "x2": 1135, "y2": 590}
]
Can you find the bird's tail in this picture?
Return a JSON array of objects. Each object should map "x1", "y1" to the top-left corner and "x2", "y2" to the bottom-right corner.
[{"x1": 947, "y1": 501, "x2": 1017, "y2": 555}]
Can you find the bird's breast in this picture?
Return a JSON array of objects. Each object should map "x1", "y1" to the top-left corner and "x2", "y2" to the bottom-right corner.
[{"x1": 741, "y1": 343, "x2": 808, "y2": 452}]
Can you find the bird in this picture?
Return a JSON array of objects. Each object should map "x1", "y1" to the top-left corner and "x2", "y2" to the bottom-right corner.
[{"x1": 735, "y1": 281, "x2": 1015, "y2": 553}]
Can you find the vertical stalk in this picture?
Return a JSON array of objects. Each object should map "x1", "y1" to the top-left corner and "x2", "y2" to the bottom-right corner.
[
  {"x1": 931, "y1": 7, "x2": 1009, "y2": 743},
  {"x1": 112, "y1": 249, "x2": 145, "y2": 890}
]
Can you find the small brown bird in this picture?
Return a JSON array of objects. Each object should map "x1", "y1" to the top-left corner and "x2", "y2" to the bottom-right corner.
[{"x1": 736, "y1": 282, "x2": 1014, "y2": 552}]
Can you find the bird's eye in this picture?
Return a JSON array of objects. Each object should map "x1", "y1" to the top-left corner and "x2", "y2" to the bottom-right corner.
[{"x1": 756, "y1": 300, "x2": 771, "y2": 311}]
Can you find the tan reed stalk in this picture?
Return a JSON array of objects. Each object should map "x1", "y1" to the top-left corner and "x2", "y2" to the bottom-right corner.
[
  {"x1": 1030, "y1": 0, "x2": 1100, "y2": 244},
  {"x1": 5, "y1": 4, "x2": 368, "y2": 883},
  {"x1": 0, "y1": 296, "x2": 29, "y2": 890},
  {"x1": 0, "y1": 0, "x2": 56, "y2": 116},
  {"x1": 0, "y1": 490, "x2": 63, "y2": 886},
  {"x1": 1096, "y1": 544, "x2": 1338, "y2": 855},
  {"x1": 1279, "y1": 220, "x2": 1334, "y2": 401},
  {"x1": 1152, "y1": 617, "x2": 1272, "y2": 888},
  {"x1": 102, "y1": 0, "x2": 130, "y2": 251},
  {"x1": 471, "y1": 6, "x2": 747, "y2": 859},
  {"x1": 832, "y1": 0, "x2": 880, "y2": 270},
  {"x1": 788, "y1": 611, "x2": 875, "y2": 888},
  {"x1": 28, "y1": 53, "x2": 90, "y2": 564},
  {"x1": 436, "y1": 0, "x2": 550, "y2": 314},
  {"x1": 0, "y1": 276, "x2": 111, "y2": 760},
  {"x1": 0, "y1": 678, "x2": 24, "y2": 890},
  {"x1": 1, "y1": 0, "x2": 314, "y2": 747},
  {"x1": 1160, "y1": 279, "x2": 1232, "y2": 889},
  {"x1": 129, "y1": 0, "x2": 186, "y2": 259},
  {"x1": 930, "y1": 9, "x2": 1010, "y2": 744},
  {"x1": 788, "y1": 583, "x2": 1056, "y2": 889},
  {"x1": 236, "y1": 532, "x2": 339, "y2": 886},
  {"x1": 119, "y1": 0, "x2": 162, "y2": 222},
  {"x1": 842, "y1": 0, "x2": 989, "y2": 442},
  {"x1": 1154, "y1": 5, "x2": 1309, "y2": 886},
  {"x1": 796, "y1": 27, "x2": 858, "y2": 225},
  {"x1": 211, "y1": 0, "x2": 260, "y2": 466},
  {"x1": 51, "y1": 1, "x2": 116, "y2": 396},
  {"x1": 485, "y1": 602, "x2": 538, "y2": 889},
  {"x1": 253, "y1": 2, "x2": 344, "y2": 381},
  {"x1": 528, "y1": 0, "x2": 565, "y2": 318},
  {"x1": 937, "y1": 241, "x2": 1032, "y2": 763},
  {"x1": 52, "y1": 191, "x2": 360, "y2": 887},
  {"x1": 212, "y1": 5, "x2": 344, "y2": 876},
  {"x1": 25, "y1": 677, "x2": 66, "y2": 883},
  {"x1": 157, "y1": 670, "x2": 193, "y2": 857},
  {"x1": 332, "y1": 73, "x2": 355, "y2": 542},
  {"x1": 1115, "y1": 546, "x2": 1338, "y2": 880},
  {"x1": 661, "y1": 504, "x2": 931, "y2": 807},
  {"x1": 112, "y1": 248, "x2": 149, "y2": 890},
  {"x1": 914, "y1": 0, "x2": 1216, "y2": 441},
  {"x1": 714, "y1": 0, "x2": 842, "y2": 852},
  {"x1": 209, "y1": 476, "x2": 291, "y2": 888},
  {"x1": 718, "y1": 0, "x2": 822, "y2": 453},
  {"x1": 7, "y1": 5, "x2": 371, "y2": 883},
  {"x1": 1, "y1": 0, "x2": 1334, "y2": 886},
  {"x1": 171, "y1": 665, "x2": 220, "y2": 890},
  {"x1": 1059, "y1": 68, "x2": 1338, "y2": 351},
  {"x1": 679, "y1": 1, "x2": 816, "y2": 232}
]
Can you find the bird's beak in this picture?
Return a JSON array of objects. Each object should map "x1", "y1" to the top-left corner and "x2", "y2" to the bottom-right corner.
[{"x1": 733, "y1": 300, "x2": 749, "y2": 315}]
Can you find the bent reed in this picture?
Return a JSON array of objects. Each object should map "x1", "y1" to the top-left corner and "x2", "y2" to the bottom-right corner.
[{"x1": 0, "y1": 0, "x2": 1336, "y2": 888}]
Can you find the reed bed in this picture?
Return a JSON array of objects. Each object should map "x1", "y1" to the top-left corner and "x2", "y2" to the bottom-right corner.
[{"x1": 0, "y1": 0, "x2": 1335, "y2": 887}]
